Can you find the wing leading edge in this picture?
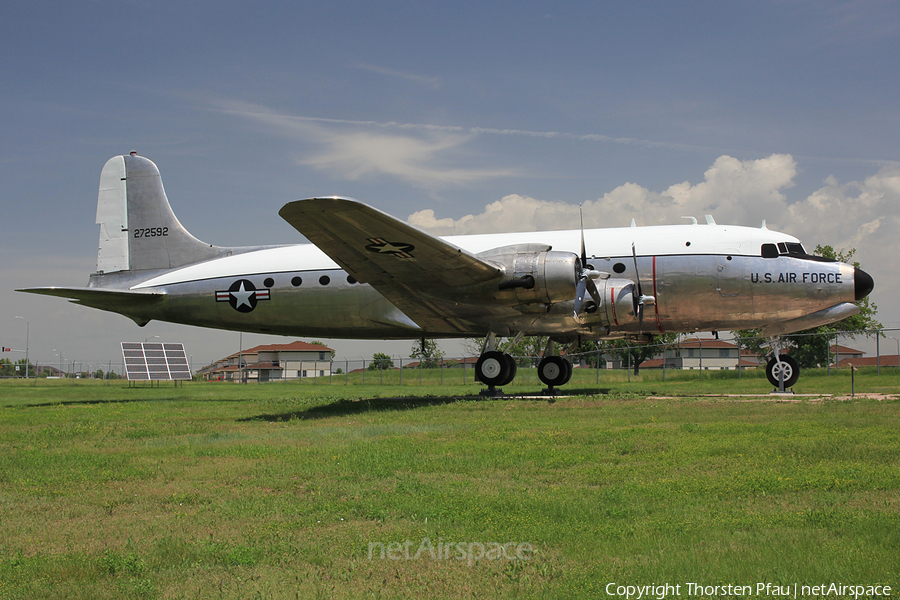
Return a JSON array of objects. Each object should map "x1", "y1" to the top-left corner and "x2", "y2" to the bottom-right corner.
[{"x1": 279, "y1": 197, "x2": 503, "y2": 333}]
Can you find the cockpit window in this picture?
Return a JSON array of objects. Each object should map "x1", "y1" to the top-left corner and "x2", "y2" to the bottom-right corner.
[
  {"x1": 769, "y1": 241, "x2": 808, "y2": 257},
  {"x1": 763, "y1": 241, "x2": 834, "y2": 262},
  {"x1": 761, "y1": 243, "x2": 779, "y2": 258}
]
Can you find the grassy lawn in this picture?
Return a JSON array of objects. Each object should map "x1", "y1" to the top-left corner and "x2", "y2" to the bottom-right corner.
[{"x1": 0, "y1": 372, "x2": 898, "y2": 598}]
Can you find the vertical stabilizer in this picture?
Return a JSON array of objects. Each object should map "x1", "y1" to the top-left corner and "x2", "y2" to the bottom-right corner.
[{"x1": 95, "y1": 153, "x2": 224, "y2": 273}]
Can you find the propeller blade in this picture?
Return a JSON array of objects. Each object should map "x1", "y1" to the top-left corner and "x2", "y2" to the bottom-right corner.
[
  {"x1": 585, "y1": 276, "x2": 602, "y2": 305},
  {"x1": 631, "y1": 243, "x2": 643, "y2": 299},
  {"x1": 580, "y1": 205, "x2": 587, "y2": 266},
  {"x1": 574, "y1": 278, "x2": 587, "y2": 316},
  {"x1": 631, "y1": 243, "x2": 646, "y2": 333}
]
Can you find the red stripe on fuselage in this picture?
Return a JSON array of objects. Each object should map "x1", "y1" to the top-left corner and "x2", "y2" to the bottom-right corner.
[{"x1": 652, "y1": 256, "x2": 663, "y2": 333}]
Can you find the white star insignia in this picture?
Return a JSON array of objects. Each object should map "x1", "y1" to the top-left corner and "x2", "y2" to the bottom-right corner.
[{"x1": 230, "y1": 282, "x2": 255, "y2": 308}]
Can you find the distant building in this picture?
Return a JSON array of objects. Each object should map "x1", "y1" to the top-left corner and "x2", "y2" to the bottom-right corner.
[
  {"x1": 831, "y1": 344, "x2": 864, "y2": 364},
  {"x1": 197, "y1": 341, "x2": 334, "y2": 382},
  {"x1": 605, "y1": 338, "x2": 760, "y2": 371},
  {"x1": 835, "y1": 355, "x2": 899, "y2": 368}
]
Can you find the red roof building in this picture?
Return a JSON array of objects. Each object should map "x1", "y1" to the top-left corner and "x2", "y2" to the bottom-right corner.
[{"x1": 197, "y1": 341, "x2": 334, "y2": 382}]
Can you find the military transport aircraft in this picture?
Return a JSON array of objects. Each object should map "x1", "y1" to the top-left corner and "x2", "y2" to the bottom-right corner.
[{"x1": 19, "y1": 153, "x2": 874, "y2": 390}]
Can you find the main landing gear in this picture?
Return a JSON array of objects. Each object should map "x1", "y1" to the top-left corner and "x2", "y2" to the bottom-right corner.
[
  {"x1": 474, "y1": 334, "x2": 573, "y2": 395},
  {"x1": 536, "y1": 339, "x2": 572, "y2": 394},
  {"x1": 474, "y1": 332, "x2": 518, "y2": 396},
  {"x1": 475, "y1": 350, "x2": 517, "y2": 388}
]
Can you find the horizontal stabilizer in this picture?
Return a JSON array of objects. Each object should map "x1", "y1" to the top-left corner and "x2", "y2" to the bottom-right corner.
[{"x1": 17, "y1": 287, "x2": 164, "y2": 326}]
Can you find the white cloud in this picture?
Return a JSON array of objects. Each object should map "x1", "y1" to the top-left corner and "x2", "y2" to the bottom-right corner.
[
  {"x1": 357, "y1": 64, "x2": 442, "y2": 89},
  {"x1": 214, "y1": 100, "x2": 517, "y2": 187},
  {"x1": 411, "y1": 154, "x2": 799, "y2": 233}
]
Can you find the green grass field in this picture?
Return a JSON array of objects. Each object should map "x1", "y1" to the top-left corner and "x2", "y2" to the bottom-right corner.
[{"x1": 1, "y1": 370, "x2": 898, "y2": 599}]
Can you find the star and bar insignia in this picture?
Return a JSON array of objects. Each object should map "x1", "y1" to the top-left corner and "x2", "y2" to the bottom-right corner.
[
  {"x1": 364, "y1": 238, "x2": 416, "y2": 260},
  {"x1": 216, "y1": 279, "x2": 270, "y2": 313}
]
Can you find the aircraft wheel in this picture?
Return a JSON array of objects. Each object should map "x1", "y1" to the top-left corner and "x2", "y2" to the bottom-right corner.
[
  {"x1": 498, "y1": 353, "x2": 517, "y2": 386},
  {"x1": 766, "y1": 355, "x2": 800, "y2": 388},
  {"x1": 538, "y1": 356, "x2": 569, "y2": 387},
  {"x1": 562, "y1": 357, "x2": 573, "y2": 385},
  {"x1": 476, "y1": 351, "x2": 511, "y2": 386}
]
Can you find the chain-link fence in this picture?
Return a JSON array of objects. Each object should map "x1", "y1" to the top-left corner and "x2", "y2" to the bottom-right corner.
[{"x1": 3, "y1": 328, "x2": 897, "y2": 385}]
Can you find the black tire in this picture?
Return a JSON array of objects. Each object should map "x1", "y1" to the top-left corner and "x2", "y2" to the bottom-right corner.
[
  {"x1": 498, "y1": 353, "x2": 517, "y2": 386},
  {"x1": 766, "y1": 355, "x2": 800, "y2": 388},
  {"x1": 538, "y1": 356, "x2": 569, "y2": 387},
  {"x1": 562, "y1": 357, "x2": 573, "y2": 385},
  {"x1": 476, "y1": 350, "x2": 511, "y2": 386}
]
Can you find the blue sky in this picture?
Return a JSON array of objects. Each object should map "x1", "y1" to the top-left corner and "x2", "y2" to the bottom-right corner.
[{"x1": 3, "y1": 1, "x2": 899, "y2": 369}]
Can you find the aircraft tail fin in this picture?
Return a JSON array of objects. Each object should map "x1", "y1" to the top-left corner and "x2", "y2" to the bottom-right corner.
[{"x1": 96, "y1": 153, "x2": 225, "y2": 273}]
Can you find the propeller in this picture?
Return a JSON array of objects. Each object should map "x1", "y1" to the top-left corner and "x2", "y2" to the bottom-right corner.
[
  {"x1": 631, "y1": 243, "x2": 656, "y2": 332},
  {"x1": 574, "y1": 207, "x2": 602, "y2": 317}
]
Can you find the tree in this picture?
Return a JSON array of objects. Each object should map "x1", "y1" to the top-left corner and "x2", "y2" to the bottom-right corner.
[
  {"x1": 410, "y1": 339, "x2": 444, "y2": 368},
  {"x1": 309, "y1": 340, "x2": 336, "y2": 360},
  {"x1": 736, "y1": 245, "x2": 880, "y2": 369},
  {"x1": 367, "y1": 352, "x2": 394, "y2": 371},
  {"x1": 600, "y1": 334, "x2": 678, "y2": 375},
  {"x1": 464, "y1": 336, "x2": 548, "y2": 366}
]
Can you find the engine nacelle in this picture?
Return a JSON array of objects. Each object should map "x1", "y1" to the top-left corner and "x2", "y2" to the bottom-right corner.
[
  {"x1": 594, "y1": 278, "x2": 640, "y2": 327},
  {"x1": 482, "y1": 245, "x2": 580, "y2": 306}
]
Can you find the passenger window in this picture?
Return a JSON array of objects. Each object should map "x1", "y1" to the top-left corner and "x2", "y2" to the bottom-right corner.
[{"x1": 761, "y1": 243, "x2": 779, "y2": 258}]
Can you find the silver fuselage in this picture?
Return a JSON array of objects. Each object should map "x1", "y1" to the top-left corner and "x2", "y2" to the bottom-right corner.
[{"x1": 88, "y1": 225, "x2": 863, "y2": 340}]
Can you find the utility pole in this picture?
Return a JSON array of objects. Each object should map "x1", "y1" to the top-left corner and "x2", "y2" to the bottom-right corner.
[{"x1": 15, "y1": 316, "x2": 28, "y2": 378}]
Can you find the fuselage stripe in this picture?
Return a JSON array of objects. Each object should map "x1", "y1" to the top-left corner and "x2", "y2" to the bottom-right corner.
[{"x1": 652, "y1": 255, "x2": 663, "y2": 333}]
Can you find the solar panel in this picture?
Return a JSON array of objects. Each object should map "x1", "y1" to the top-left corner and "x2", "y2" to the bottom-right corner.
[{"x1": 120, "y1": 342, "x2": 191, "y2": 381}]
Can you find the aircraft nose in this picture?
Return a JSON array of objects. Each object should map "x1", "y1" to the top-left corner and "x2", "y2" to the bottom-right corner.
[{"x1": 854, "y1": 267, "x2": 874, "y2": 301}]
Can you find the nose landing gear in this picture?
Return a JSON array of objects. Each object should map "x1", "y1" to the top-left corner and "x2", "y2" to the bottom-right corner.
[{"x1": 766, "y1": 354, "x2": 799, "y2": 391}]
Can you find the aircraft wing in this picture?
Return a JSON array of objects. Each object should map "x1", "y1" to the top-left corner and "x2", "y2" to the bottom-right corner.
[{"x1": 279, "y1": 197, "x2": 503, "y2": 332}]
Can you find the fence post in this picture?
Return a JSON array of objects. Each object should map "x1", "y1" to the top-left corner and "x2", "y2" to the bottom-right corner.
[
  {"x1": 662, "y1": 341, "x2": 666, "y2": 382},
  {"x1": 876, "y1": 332, "x2": 880, "y2": 375},
  {"x1": 627, "y1": 349, "x2": 631, "y2": 383}
]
